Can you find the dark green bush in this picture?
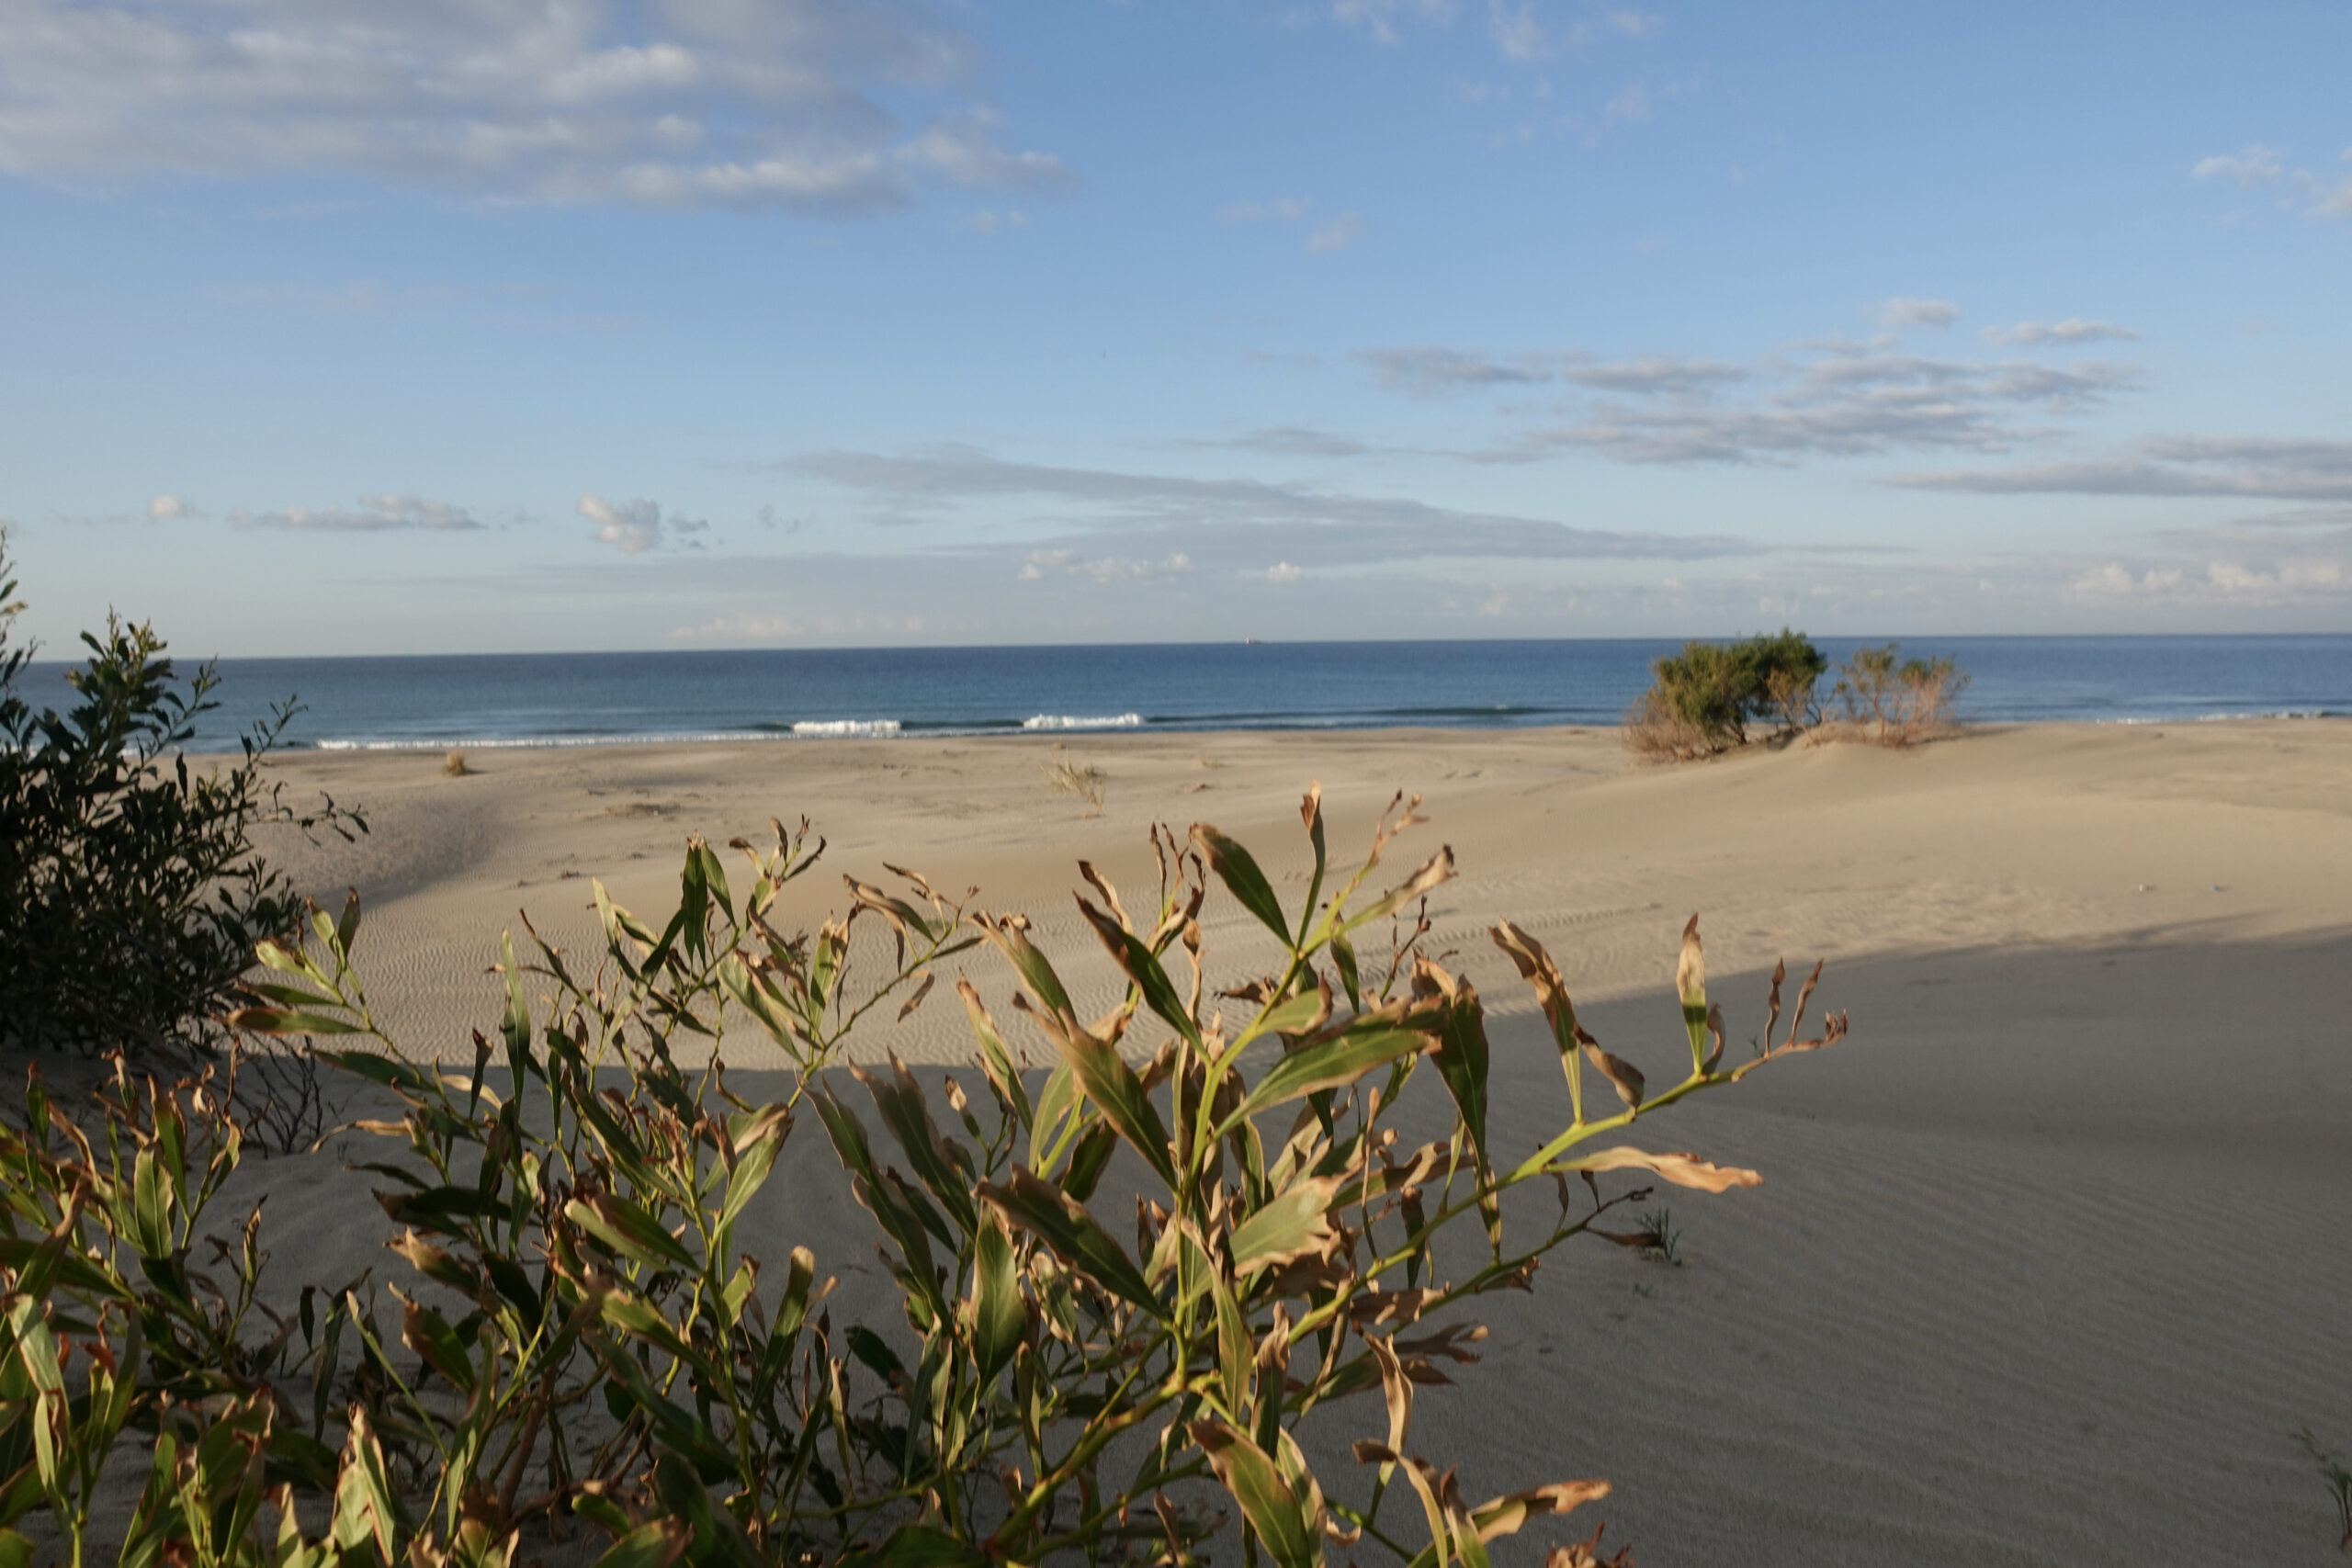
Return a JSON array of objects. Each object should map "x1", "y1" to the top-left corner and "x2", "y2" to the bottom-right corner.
[
  {"x1": 0, "y1": 543, "x2": 364, "y2": 1055},
  {"x1": 1626, "y1": 629, "x2": 1826, "y2": 760}
]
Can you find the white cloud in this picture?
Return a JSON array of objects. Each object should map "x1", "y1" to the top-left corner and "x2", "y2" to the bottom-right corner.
[
  {"x1": 232, "y1": 494, "x2": 481, "y2": 532},
  {"x1": 0, "y1": 1, "x2": 1068, "y2": 215},
  {"x1": 2067, "y1": 558, "x2": 2348, "y2": 608},
  {"x1": 1983, "y1": 319, "x2": 2139, "y2": 347},
  {"x1": 2192, "y1": 145, "x2": 2285, "y2": 187},
  {"x1": 1264, "y1": 561, "x2": 1304, "y2": 583},
  {"x1": 146, "y1": 494, "x2": 196, "y2": 520},
  {"x1": 673, "y1": 611, "x2": 800, "y2": 643},
  {"x1": 579, "y1": 493, "x2": 707, "y2": 552},
  {"x1": 1018, "y1": 547, "x2": 1189, "y2": 582},
  {"x1": 1306, "y1": 213, "x2": 1363, "y2": 253},
  {"x1": 1880, "y1": 297, "x2": 1960, "y2": 330},
  {"x1": 1219, "y1": 197, "x2": 1312, "y2": 224}
]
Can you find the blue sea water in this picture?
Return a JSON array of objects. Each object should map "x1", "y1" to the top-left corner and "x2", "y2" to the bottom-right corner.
[{"x1": 17, "y1": 637, "x2": 2351, "y2": 750}]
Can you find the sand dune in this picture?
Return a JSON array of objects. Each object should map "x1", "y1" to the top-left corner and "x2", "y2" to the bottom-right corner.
[{"x1": 220, "y1": 721, "x2": 2352, "y2": 1563}]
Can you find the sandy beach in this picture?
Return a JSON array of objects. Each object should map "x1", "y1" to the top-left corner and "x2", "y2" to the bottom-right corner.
[{"x1": 229, "y1": 720, "x2": 2352, "y2": 1564}]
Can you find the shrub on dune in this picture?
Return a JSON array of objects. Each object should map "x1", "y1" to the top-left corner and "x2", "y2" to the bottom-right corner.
[{"x1": 0, "y1": 540, "x2": 364, "y2": 1056}]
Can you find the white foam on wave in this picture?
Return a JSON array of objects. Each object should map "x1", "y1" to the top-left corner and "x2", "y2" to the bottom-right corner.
[
  {"x1": 313, "y1": 732, "x2": 785, "y2": 751},
  {"x1": 1021, "y1": 713, "x2": 1144, "y2": 731},
  {"x1": 789, "y1": 718, "x2": 903, "y2": 738}
]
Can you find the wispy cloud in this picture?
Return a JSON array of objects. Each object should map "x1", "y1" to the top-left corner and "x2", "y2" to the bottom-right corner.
[
  {"x1": 1879, "y1": 297, "x2": 1960, "y2": 331},
  {"x1": 232, "y1": 494, "x2": 481, "y2": 532},
  {"x1": 1306, "y1": 212, "x2": 1363, "y2": 253},
  {"x1": 1203, "y1": 426, "x2": 1373, "y2": 457},
  {"x1": 2191, "y1": 142, "x2": 2352, "y2": 220},
  {"x1": 1356, "y1": 346, "x2": 1571, "y2": 394},
  {"x1": 673, "y1": 611, "x2": 800, "y2": 643},
  {"x1": 146, "y1": 494, "x2": 198, "y2": 521},
  {"x1": 0, "y1": 1, "x2": 1068, "y2": 215},
  {"x1": 1894, "y1": 435, "x2": 2352, "y2": 502},
  {"x1": 2191, "y1": 145, "x2": 2286, "y2": 187},
  {"x1": 1218, "y1": 197, "x2": 1314, "y2": 224},
  {"x1": 1982, "y1": 318, "x2": 2139, "y2": 347},
  {"x1": 580, "y1": 493, "x2": 709, "y2": 553},
  {"x1": 1429, "y1": 338, "x2": 2139, "y2": 466},
  {"x1": 786, "y1": 445, "x2": 1751, "y2": 567},
  {"x1": 1329, "y1": 0, "x2": 1457, "y2": 47}
]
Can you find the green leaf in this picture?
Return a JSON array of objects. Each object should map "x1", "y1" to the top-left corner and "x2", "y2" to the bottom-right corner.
[
  {"x1": 1428, "y1": 982, "x2": 1491, "y2": 1178},
  {"x1": 855, "y1": 1061, "x2": 978, "y2": 1233},
  {"x1": 1339, "y1": 846, "x2": 1454, "y2": 935},
  {"x1": 1200, "y1": 1235, "x2": 1252, "y2": 1418},
  {"x1": 1023, "y1": 1008, "x2": 1176, "y2": 1190},
  {"x1": 978, "y1": 1168, "x2": 1159, "y2": 1316},
  {"x1": 1677, "y1": 913, "x2": 1709, "y2": 1074},
  {"x1": 1075, "y1": 897, "x2": 1203, "y2": 1050},
  {"x1": 588, "y1": 1518, "x2": 691, "y2": 1568},
  {"x1": 1228, "y1": 1176, "x2": 1342, "y2": 1277},
  {"x1": 718, "y1": 954, "x2": 805, "y2": 1055},
  {"x1": 970, "y1": 1211, "x2": 1025, "y2": 1385},
  {"x1": 229, "y1": 1008, "x2": 362, "y2": 1036},
  {"x1": 1221, "y1": 1021, "x2": 1430, "y2": 1138},
  {"x1": 837, "y1": 1525, "x2": 989, "y2": 1568},
  {"x1": 1189, "y1": 1419, "x2": 1323, "y2": 1568},
  {"x1": 1329, "y1": 931, "x2": 1363, "y2": 1010},
  {"x1": 1028, "y1": 1062, "x2": 1080, "y2": 1173},
  {"x1": 958, "y1": 980, "x2": 1033, "y2": 1132},
  {"x1": 1191, "y1": 827, "x2": 1292, "y2": 948},
  {"x1": 980, "y1": 917, "x2": 1078, "y2": 1020},
  {"x1": 1490, "y1": 920, "x2": 1587, "y2": 1122},
  {"x1": 716, "y1": 1104, "x2": 791, "y2": 1233},
  {"x1": 566, "y1": 1193, "x2": 698, "y2": 1272}
]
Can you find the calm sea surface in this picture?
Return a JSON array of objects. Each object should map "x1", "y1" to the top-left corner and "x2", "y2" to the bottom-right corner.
[{"x1": 18, "y1": 637, "x2": 2351, "y2": 750}]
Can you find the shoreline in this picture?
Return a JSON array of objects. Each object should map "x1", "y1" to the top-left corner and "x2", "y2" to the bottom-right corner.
[{"x1": 187, "y1": 707, "x2": 2352, "y2": 761}]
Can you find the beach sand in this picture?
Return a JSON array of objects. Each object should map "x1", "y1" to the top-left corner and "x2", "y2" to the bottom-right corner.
[{"x1": 191, "y1": 722, "x2": 2352, "y2": 1562}]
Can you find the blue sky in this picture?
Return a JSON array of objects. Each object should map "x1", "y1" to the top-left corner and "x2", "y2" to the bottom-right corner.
[{"x1": 3, "y1": 0, "x2": 2348, "y2": 655}]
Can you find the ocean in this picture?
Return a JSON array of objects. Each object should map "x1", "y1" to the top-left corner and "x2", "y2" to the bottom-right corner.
[{"x1": 17, "y1": 637, "x2": 2351, "y2": 751}]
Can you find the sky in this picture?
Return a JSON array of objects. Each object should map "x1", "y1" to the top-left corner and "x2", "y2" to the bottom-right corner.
[{"x1": 2, "y1": 0, "x2": 2348, "y2": 656}]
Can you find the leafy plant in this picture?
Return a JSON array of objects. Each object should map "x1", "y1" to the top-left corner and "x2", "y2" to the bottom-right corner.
[
  {"x1": 0, "y1": 790, "x2": 1849, "y2": 1566},
  {"x1": 0, "y1": 541, "x2": 366, "y2": 1055},
  {"x1": 1626, "y1": 630, "x2": 1826, "y2": 761}
]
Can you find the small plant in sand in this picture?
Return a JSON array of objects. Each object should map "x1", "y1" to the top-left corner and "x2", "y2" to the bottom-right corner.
[
  {"x1": 1043, "y1": 754, "x2": 1108, "y2": 815},
  {"x1": 442, "y1": 750, "x2": 473, "y2": 777},
  {"x1": 1823, "y1": 643, "x2": 1968, "y2": 746},
  {"x1": 0, "y1": 789, "x2": 1848, "y2": 1566},
  {"x1": 1625, "y1": 630, "x2": 1826, "y2": 761},
  {"x1": 0, "y1": 540, "x2": 366, "y2": 1055},
  {"x1": 2300, "y1": 1429, "x2": 2352, "y2": 1551}
]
